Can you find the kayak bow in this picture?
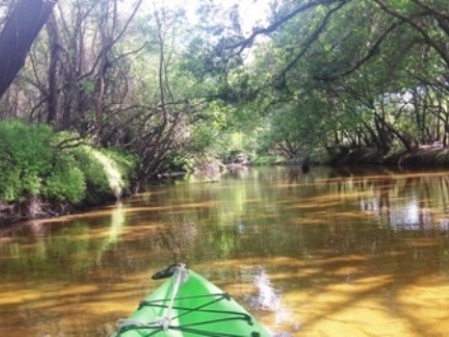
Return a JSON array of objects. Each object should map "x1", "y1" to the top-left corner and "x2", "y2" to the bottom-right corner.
[{"x1": 114, "y1": 264, "x2": 271, "y2": 337}]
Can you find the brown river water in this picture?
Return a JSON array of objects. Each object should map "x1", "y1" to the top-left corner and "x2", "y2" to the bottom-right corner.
[{"x1": 1, "y1": 166, "x2": 449, "y2": 337}]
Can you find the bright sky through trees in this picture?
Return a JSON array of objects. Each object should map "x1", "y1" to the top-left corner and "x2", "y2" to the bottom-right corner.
[
  {"x1": 153, "y1": 0, "x2": 271, "y2": 34},
  {"x1": 235, "y1": 0, "x2": 271, "y2": 34}
]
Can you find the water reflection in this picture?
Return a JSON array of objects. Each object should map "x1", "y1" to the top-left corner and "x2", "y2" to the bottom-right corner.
[
  {"x1": 1, "y1": 166, "x2": 449, "y2": 336},
  {"x1": 331, "y1": 169, "x2": 449, "y2": 231}
]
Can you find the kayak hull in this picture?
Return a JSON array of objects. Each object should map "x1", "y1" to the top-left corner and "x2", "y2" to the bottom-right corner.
[{"x1": 114, "y1": 269, "x2": 270, "y2": 337}]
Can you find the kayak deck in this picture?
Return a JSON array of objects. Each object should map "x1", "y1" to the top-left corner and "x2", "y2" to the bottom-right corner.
[{"x1": 114, "y1": 265, "x2": 271, "y2": 337}]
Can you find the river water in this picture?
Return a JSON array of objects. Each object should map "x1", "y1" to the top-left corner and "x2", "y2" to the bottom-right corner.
[{"x1": 1, "y1": 166, "x2": 449, "y2": 337}]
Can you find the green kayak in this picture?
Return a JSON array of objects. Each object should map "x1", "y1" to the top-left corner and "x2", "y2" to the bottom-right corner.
[{"x1": 114, "y1": 264, "x2": 271, "y2": 337}]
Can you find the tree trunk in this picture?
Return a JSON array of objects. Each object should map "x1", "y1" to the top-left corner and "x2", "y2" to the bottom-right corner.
[
  {"x1": 0, "y1": 0, "x2": 56, "y2": 100},
  {"x1": 46, "y1": 12, "x2": 59, "y2": 124}
]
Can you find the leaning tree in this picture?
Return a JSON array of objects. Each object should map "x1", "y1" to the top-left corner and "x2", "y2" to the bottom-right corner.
[{"x1": 0, "y1": 0, "x2": 56, "y2": 99}]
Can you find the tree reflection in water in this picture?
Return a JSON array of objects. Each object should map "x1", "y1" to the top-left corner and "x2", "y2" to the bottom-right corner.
[{"x1": 2, "y1": 166, "x2": 449, "y2": 336}]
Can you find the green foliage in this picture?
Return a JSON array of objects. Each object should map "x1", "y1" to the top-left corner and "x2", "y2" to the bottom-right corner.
[
  {"x1": 0, "y1": 120, "x2": 85, "y2": 203},
  {"x1": 188, "y1": 123, "x2": 218, "y2": 154},
  {"x1": 0, "y1": 120, "x2": 135, "y2": 205},
  {"x1": 44, "y1": 155, "x2": 85, "y2": 202},
  {"x1": 71, "y1": 146, "x2": 111, "y2": 195},
  {"x1": 5, "y1": 0, "x2": 449, "y2": 172},
  {"x1": 228, "y1": 0, "x2": 449, "y2": 158},
  {"x1": 102, "y1": 148, "x2": 137, "y2": 179},
  {"x1": 187, "y1": 114, "x2": 261, "y2": 162},
  {"x1": 72, "y1": 146, "x2": 135, "y2": 199}
]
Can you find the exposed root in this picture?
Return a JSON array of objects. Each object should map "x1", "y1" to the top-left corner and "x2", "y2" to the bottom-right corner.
[{"x1": 0, "y1": 197, "x2": 73, "y2": 227}]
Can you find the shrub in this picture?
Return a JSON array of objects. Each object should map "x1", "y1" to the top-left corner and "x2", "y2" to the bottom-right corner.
[
  {"x1": 71, "y1": 146, "x2": 135, "y2": 202},
  {"x1": 0, "y1": 120, "x2": 135, "y2": 207},
  {"x1": 0, "y1": 120, "x2": 54, "y2": 201},
  {"x1": 0, "y1": 120, "x2": 88, "y2": 203},
  {"x1": 43, "y1": 154, "x2": 86, "y2": 203}
]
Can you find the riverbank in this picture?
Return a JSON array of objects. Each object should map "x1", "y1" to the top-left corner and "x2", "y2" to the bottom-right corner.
[
  {"x1": 3, "y1": 120, "x2": 449, "y2": 228},
  {"x1": 0, "y1": 120, "x2": 135, "y2": 227},
  {"x1": 329, "y1": 146, "x2": 449, "y2": 167}
]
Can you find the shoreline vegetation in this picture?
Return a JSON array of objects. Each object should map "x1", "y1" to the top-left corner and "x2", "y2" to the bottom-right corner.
[
  {"x1": 2, "y1": 121, "x2": 449, "y2": 227},
  {"x1": 328, "y1": 146, "x2": 449, "y2": 167},
  {"x1": 2, "y1": 2, "x2": 449, "y2": 228},
  {"x1": 0, "y1": 120, "x2": 135, "y2": 227}
]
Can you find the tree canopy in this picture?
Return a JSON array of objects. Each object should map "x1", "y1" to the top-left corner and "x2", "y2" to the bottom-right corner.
[{"x1": 1, "y1": 0, "x2": 449, "y2": 180}]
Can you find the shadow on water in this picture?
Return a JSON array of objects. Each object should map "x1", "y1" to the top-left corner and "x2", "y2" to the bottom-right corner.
[{"x1": 1, "y1": 166, "x2": 449, "y2": 336}]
